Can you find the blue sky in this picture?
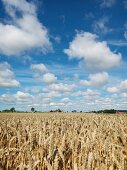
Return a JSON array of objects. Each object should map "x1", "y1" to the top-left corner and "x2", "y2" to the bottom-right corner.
[{"x1": 0, "y1": 0, "x2": 127, "y2": 111}]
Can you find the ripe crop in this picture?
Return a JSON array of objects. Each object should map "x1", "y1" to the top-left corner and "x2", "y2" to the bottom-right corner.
[{"x1": 0, "y1": 113, "x2": 127, "y2": 169}]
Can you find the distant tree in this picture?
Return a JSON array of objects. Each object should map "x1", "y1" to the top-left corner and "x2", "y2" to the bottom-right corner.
[
  {"x1": 56, "y1": 109, "x2": 62, "y2": 112},
  {"x1": 2, "y1": 109, "x2": 7, "y2": 112},
  {"x1": 10, "y1": 107, "x2": 16, "y2": 112},
  {"x1": 93, "y1": 109, "x2": 116, "y2": 114},
  {"x1": 50, "y1": 109, "x2": 62, "y2": 113},
  {"x1": 31, "y1": 107, "x2": 35, "y2": 113},
  {"x1": 72, "y1": 110, "x2": 77, "y2": 113}
]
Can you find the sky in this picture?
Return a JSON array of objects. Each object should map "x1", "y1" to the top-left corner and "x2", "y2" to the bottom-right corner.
[{"x1": 0, "y1": 0, "x2": 127, "y2": 112}]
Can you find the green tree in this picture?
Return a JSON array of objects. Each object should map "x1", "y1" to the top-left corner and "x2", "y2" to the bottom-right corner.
[
  {"x1": 10, "y1": 107, "x2": 16, "y2": 112},
  {"x1": 31, "y1": 107, "x2": 35, "y2": 113}
]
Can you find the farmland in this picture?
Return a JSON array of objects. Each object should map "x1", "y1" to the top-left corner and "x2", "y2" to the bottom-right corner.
[{"x1": 0, "y1": 113, "x2": 127, "y2": 170}]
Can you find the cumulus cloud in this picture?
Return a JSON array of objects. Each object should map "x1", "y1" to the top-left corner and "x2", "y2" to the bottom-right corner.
[
  {"x1": 33, "y1": 91, "x2": 61, "y2": 102},
  {"x1": 15, "y1": 91, "x2": 33, "y2": 102},
  {"x1": 107, "y1": 79, "x2": 127, "y2": 95},
  {"x1": 0, "y1": 90, "x2": 62, "y2": 109},
  {"x1": 83, "y1": 89, "x2": 100, "y2": 99},
  {"x1": 107, "y1": 87, "x2": 118, "y2": 93},
  {"x1": 71, "y1": 89, "x2": 100, "y2": 99},
  {"x1": 2, "y1": 0, "x2": 36, "y2": 15},
  {"x1": 44, "y1": 91, "x2": 61, "y2": 98},
  {"x1": 64, "y1": 32, "x2": 122, "y2": 71},
  {"x1": 0, "y1": 0, "x2": 52, "y2": 56},
  {"x1": 47, "y1": 83, "x2": 75, "y2": 92},
  {"x1": 0, "y1": 91, "x2": 33, "y2": 105},
  {"x1": 42, "y1": 73, "x2": 57, "y2": 84},
  {"x1": 31, "y1": 63, "x2": 48, "y2": 73},
  {"x1": 119, "y1": 79, "x2": 127, "y2": 92},
  {"x1": 0, "y1": 62, "x2": 20, "y2": 88},
  {"x1": 30, "y1": 63, "x2": 57, "y2": 83},
  {"x1": 84, "y1": 89, "x2": 100, "y2": 96},
  {"x1": 100, "y1": 0, "x2": 116, "y2": 8},
  {"x1": 80, "y1": 72, "x2": 109, "y2": 87},
  {"x1": 0, "y1": 90, "x2": 61, "y2": 110},
  {"x1": 25, "y1": 86, "x2": 42, "y2": 93},
  {"x1": 0, "y1": 93, "x2": 16, "y2": 103},
  {"x1": 121, "y1": 92, "x2": 127, "y2": 98},
  {"x1": 61, "y1": 97, "x2": 70, "y2": 103},
  {"x1": 49, "y1": 102, "x2": 65, "y2": 107}
]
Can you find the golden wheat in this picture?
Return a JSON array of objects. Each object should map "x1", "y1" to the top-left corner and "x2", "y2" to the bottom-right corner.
[{"x1": 0, "y1": 113, "x2": 127, "y2": 170}]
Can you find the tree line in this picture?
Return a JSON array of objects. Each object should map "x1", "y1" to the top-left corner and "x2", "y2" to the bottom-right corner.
[{"x1": 0, "y1": 108, "x2": 116, "y2": 114}]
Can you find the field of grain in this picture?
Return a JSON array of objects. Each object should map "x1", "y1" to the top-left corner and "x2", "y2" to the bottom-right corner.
[{"x1": 0, "y1": 113, "x2": 127, "y2": 170}]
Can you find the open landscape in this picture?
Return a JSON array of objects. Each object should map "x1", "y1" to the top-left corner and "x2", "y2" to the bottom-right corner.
[
  {"x1": 0, "y1": 113, "x2": 127, "y2": 169},
  {"x1": 0, "y1": 0, "x2": 127, "y2": 169}
]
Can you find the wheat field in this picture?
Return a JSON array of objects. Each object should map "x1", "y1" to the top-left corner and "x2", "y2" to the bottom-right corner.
[{"x1": 0, "y1": 113, "x2": 127, "y2": 170}]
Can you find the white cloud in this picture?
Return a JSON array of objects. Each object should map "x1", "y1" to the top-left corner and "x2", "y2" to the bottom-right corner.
[
  {"x1": 61, "y1": 97, "x2": 70, "y2": 103},
  {"x1": 107, "y1": 79, "x2": 127, "y2": 95},
  {"x1": 49, "y1": 102, "x2": 65, "y2": 106},
  {"x1": 64, "y1": 32, "x2": 122, "y2": 71},
  {"x1": 83, "y1": 89, "x2": 100, "y2": 99},
  {"x1": 71, "y1": 90, "x2": 83, "y2": 97},
  {"x1": 0, "y1": 94, "x2": 16, "y2": 103},
  {"x1": 0, "y1": 91, "x2": 33, "y2": 105},
  {"x1": 119, "y1": 79, "x2": 127, "y2": 92},
  {"x1": 15, "y1": 91, "x2": 33, "y2": 102},
  {"x1": 80, "y1": 72, "x2": 109, "y2": 87},
  {"x1": 2, "y1": 0, "x2": 36, "y2": 15},
  {"x1": 42, "y1": 98, "x2": 51, "y2": 104},
  {"x1": 0, "y1": 0, "x2": 52, "y2": 56},
  {"x1": 31, "y1": 63, "x2": 48, "y2": 73},
  {"x1": 34, "y1": 91, "x2": 61, "y2": 100},
  {"x1": 0, "y1": 62, "x2": 20, "y2": 88},
  {"x1": 1, "y1": 87, "x2": 127, "y2": 111},
  {"x1": 121, "y1": 92, "x2": 127, "y2": 98},
  {"x1": 100, "y1": 0, "x2": 116, "y2": 8},
  {"x1": 45, "y1": 91, "x2": 61, "y2": 98},
  {"x1": 0, "y1": 90, "x2": 60, "y2": 108},
  {"x1": 42, "y1": 73, "x2": 57, "y2": 84},
  {"x1": 25, "y1": 86, "x2": 42, "y2": 93},
  {"x1": 107, "y1": 87, "x2": 118, "y2": 93},
  {"x1": 31, "y1": 64, "x2": 57, "y2": 83},
  {"x1": 47, "y1": 83, "x2": 75, "y2": 92},
  {"x1": 93, "y1": 17, "x2": 112, "y2": 34},
  {"x1": 71, "y1": 89, "x2": 100, "y2": 100}
]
